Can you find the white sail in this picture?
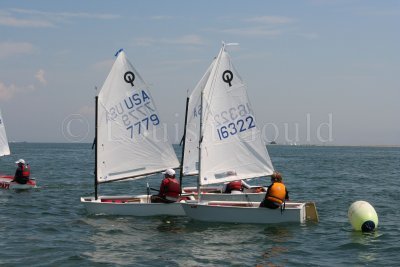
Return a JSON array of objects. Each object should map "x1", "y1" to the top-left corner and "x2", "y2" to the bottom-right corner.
[
  {"x1": 182, "y1": 59, "x2": 215, "y2": 176},
  {"x1": 96, "y1": 50, "x2": 180, "y2": 183},
  {"x1": 0, "y1": 109, "x2": 10, "y2": 157},
  {"x1": 199, "y1": 45, "x2": 274, "y2": 185}
]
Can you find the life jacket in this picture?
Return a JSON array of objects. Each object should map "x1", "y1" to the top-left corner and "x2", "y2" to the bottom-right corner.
[
  {"x1": 164, "y1": 178, "x2": 181, "y2": 200},
  {"x1": 266, "y1": 182, "x2": 286, "y2": 205},
  {"x1": 22, "y1": 164, "x2": 30, "y2": 178},
  {"x1": 227, "y1": 180, "x2": 242, "y2": 192}
]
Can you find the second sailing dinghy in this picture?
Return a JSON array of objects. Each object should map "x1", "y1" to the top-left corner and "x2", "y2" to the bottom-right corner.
[
  {"x1": 180, "y1": 56, "x2": 267, "y2": 201},
  {"x1": 80, "y1": 49, "x2": 192, "y2": 216},
  {"x1": 181, "y1": 44, "x2": 318, "y2": 224}
]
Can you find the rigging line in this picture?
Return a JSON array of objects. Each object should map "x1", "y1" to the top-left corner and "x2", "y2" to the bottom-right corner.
[
  {"x1": 91, "y1": 137, "x2": 96, "y2": 150},
  {"x1": 146, "y1": 180, "x2": 151, "y2": 203},
  {"x1": 245, "y1": 193, "x2": 251, "y2": 207},
  {"x1": 280, "y1": 200, "x2": 286, "y2": 215}
]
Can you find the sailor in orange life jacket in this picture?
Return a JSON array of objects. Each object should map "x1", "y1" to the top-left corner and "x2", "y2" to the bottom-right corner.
[
  {"x1": 12, "y1": 159, "x2": 31, "y2": 184},
  {"x1": 259, "y1": 171, "x2": 289, "y2": 209},
  {"x1": 151, "y1": 168, "x2": 181, "y2": 203}
]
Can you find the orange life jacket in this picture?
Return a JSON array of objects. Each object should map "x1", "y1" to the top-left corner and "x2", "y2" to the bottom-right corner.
[{"x1": 266, "y1": 182, "x2": 286, "y2": 205}]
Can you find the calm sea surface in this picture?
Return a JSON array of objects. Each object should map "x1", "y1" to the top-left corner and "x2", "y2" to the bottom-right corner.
[{"x1": 0, "y1": 143, "x2": 399, "y2": 267}]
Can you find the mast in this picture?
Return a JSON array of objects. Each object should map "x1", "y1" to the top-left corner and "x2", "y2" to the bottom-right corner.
[
  {"x1": 94, "y1": 96, "x2": 98, "y2": 200},
  {"x1": 197, "y1": 90, "x2": 204, "y2": 202},
  {"x1": 179, "y1": 96, "x2": 190, "y2": 192}
]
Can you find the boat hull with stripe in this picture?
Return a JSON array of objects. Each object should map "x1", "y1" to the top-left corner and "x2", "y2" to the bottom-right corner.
[
  {"x1": 81, "y1": 195, "x2": 195, "y2": 216},
  {"x1": 182, "y1": 201, "x2": 318, "y2": 224}
]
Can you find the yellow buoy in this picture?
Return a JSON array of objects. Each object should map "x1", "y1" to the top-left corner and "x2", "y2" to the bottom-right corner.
[{"x1": 348, "y1": 201, "x2": 378, "y2": 232}]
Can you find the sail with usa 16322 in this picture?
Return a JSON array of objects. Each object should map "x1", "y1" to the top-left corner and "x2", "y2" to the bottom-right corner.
[
  {"x1": 213, "y1": 103, "x2": 255, "y2": 140},
  {"x1": 193, "y1": 102, "x2": 256, "y2": 141},
  {"x1": 105, "y1": 89, "x2": 161, "y2": 138}
]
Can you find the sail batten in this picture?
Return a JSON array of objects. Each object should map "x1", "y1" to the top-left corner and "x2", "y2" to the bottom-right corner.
[
  {"x1": 97, "y1": 169, "x2": 168, "y2": 184},
  {"x1": 96, "y1": 51, "x2": 179, "y2": 183}
]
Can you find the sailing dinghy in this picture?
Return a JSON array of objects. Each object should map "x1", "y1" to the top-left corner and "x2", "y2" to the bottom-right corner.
[
  {"x1": 0, "y1": 175, "x2": 37, "y2": 190},
  {"x1": 181, "y1": 43, "x2": 318, "y2": 224},
  {"x1": 80, "y1": 49, "x2": 193, "y2": 216},
  {"x1": 0, "y1": 110, "x2": 37, "y2": 190},
  {"x1": 180, "y1": 57, "x2": 267, "y2": 201}
]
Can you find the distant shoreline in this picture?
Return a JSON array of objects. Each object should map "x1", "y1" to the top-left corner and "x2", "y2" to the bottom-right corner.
[
  {"x1": 266, "y1": 144, "x2": 400, "y2": 148},
  {"x1": 8, "y1": 142, "x2": 400, "y2": 148}
]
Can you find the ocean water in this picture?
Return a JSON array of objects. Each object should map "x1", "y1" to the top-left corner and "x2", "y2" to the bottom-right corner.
[{"x1": 0, "y1": 143, "x2": 399, "y2": 267}]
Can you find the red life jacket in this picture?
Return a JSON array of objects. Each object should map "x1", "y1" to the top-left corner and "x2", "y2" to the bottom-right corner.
[
  {"x1": 228, "y1": 180, "x2": 242, "y2": 191},
  {"x1": 164, "y1": 178, "x2": 181, "y2": 200},
  {"x1": 22, "y1": 165, "x2": 30, "y2": 178}
]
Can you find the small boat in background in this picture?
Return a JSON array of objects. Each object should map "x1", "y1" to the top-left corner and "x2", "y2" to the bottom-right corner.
[
  {"x1": 0, "y1": 175, "x2": 37, "y2": 190},
  {"x1": 0, "y1": 108, "x2": 11, "y2": 158},
  {"x1": 0, "y1": 110, "x2": 37, "y2": 190}
]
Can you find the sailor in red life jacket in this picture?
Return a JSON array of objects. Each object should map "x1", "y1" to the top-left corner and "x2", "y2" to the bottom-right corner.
[
  {"x1": 222, "y1": 171, "x2": 252, "y2": 194},
  {"x1": 259, "y1": 171, "x2": 289, "y2": 209},
  {"x1": 12, "y1": 159, "x2": 31, "y2": 184},
  {"x1": 151, "y1": 168, "x2": 181, "y2": 203}
]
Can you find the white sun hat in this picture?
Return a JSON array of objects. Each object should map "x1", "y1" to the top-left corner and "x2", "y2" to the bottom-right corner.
[
  {"x1": 15, "y1": 159, "x2": 25, "y2": 164},
  {"x1": 162, "y1": 168, "x2": 176, "y2": 176}
]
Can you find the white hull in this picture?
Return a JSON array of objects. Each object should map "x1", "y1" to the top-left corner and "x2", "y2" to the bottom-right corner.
[
  {"x1": 182, "y1": 201, "x2": 318, "y2": 224},
  {"x1": 197, "y1": 192, "x2": 265, "y2": 202},
  {"x1": 182, "y1": 186, "x2": 267, "y2": 202},
  {"x1": 80, "y1": 195, "x2": 193, "y2": 216},
  {"x1": 0, "y1": 176, "x2": 37, "y2": 190}
]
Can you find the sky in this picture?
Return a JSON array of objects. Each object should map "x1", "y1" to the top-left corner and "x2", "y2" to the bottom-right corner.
[{"x1": 0, "y1": 0, "x2": 399, "y2": 146}]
